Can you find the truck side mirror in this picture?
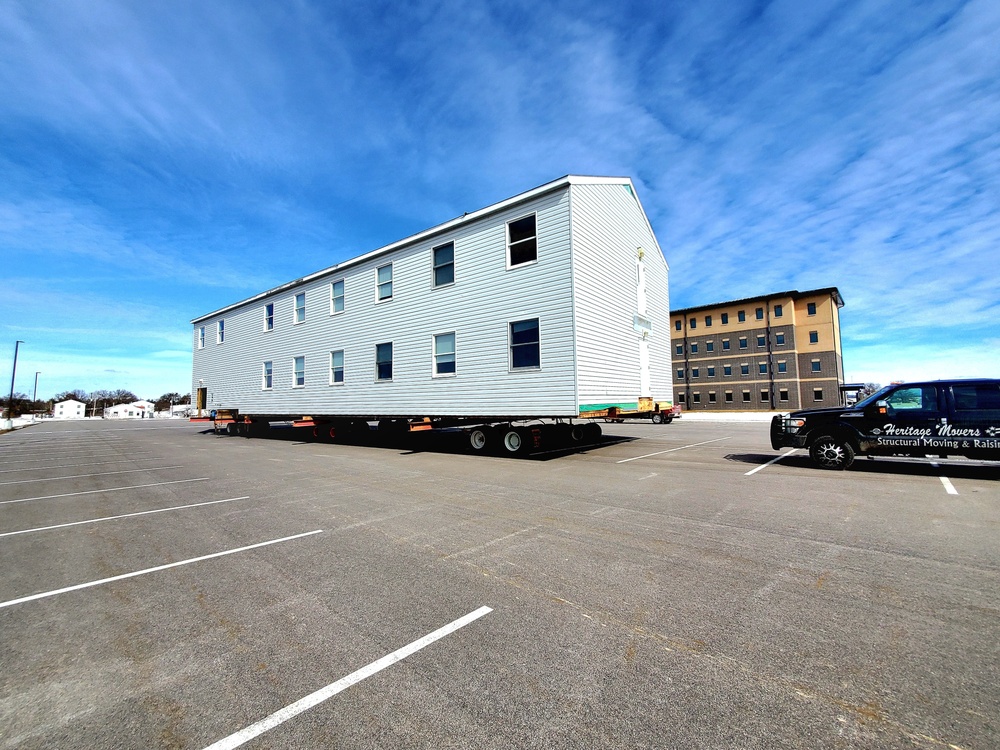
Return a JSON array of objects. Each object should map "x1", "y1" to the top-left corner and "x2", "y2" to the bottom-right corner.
[{"x1": 864, "y1": 400, "x2": 889, "y2": 419}]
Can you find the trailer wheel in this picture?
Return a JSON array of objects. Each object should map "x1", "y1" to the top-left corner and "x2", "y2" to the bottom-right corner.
[
  {"x1": 502, "y1": 428, "x2": 530, "y2": 456},
  {"x1": 663, "y1": 416, "x2": 673, "y2": 424},
  {"x1": 469, "y1": 427, "x2": 491, "y2": 452},
  {"x1": 651, "y1": 412, "x2": 664, "y2": 424},
  {"x1": 583, "y1": 422, "x2": 602, "y2": 442},
  {"x1": 226, "y1": 422, "x2": 238, "y2": 436},
  {"x1": 569, "y1": 424, "x2": 586, "y2": 443}
]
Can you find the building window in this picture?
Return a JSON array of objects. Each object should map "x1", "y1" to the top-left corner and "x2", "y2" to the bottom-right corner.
[
  {"x1": 742, "y1": 390, "x2": 751, "y2": 402},
  {"x1": 264, "y1": 303, "x2": 274, "y2": 331},
  {"x1": 755, "y1": 307, "x2": 764, "y2": 320},
  {"x1": 722, "y1": 339, "x2": 730, "y2": 351},
  {"x1": 376, "y1": 342, "x2": 393, "y2": 381},
  {"x1": 775, "y1": 332, "x2": 785, "y2": 345},
  {"x1": 433, "y1": 242, "x2": 455, "y2": 287},
  {"x1": 807, "y1": 302, "x2": 817, "y2": 315},
  {"x1": 690, "y1": 343, "x2": 698, "y2": 354},
  {"x1": 507, "y1": 214, "x2": 537, "y2": 267},
  {"x1": 756, "y1": 335, "x2": 766, "y2": 347},
  {"x1": 777, "y1": 361, "x2": 787, "y2": 373},
  {"x1": 759, "y1": 363, "x2": 767, "y2": 374},
  {"x1": 377, "y1": 264, "x2": 393, "y2": 301},
  {"x1": 705, "y1": 315, "x2": 712, "y2": 327},
  {"x1": 262, "y1": 361, "x2": 273, "y2": 390},
  {"x1": 707, "y1": 366, "x2": 715, "y2": 377},
  {"x1": 217, "y1": 320, "x2": 225, "y2": 344},
  {"x1": 721, "y1": 313, "x2": 729, "y2": 325},
  {"x1": 678, "y1": 393, "x2": 686, "y2": 404},
  {"x1": 779, "y1": 389, "x2": 789, "y2": 401},
  {"x1": 709, "y1": 392, "x2": 717, "y2": 403},
  {"x1": 691, "y1": 368, "x2": 700, "y2": 378},
  {"x1": 813, "y1": 388, "x2": 824, "y2": 401},
  {"x1": 331, "y1": 280, "x2": 345, "y2": 314},
  {"x1": 761, "y1": 390, "x2": 770, "y2": 402},
  {"x1": 294, "y1": 292, "x2": 306, "y2": 324},
  {"x1": 293, "y1": 356, "x2": 305, "y2": 387},
  {"x1": 689, "y1": 318, "x2": 697, "y2": 329},
  {"x1": 738, "y1": 310, "x2": 746, "y2": 322},
  {"x1": 510, "y1": 318, "x2": 540, "y2": 369},
  {"x1": 692, "y1": 392, "x2": 701, "y2": 403},
  {"x1": 723, "y1": 365, "x2": 732, "y2": 376},
  {"x1": 725, "y1": 391, "x2": 733, "y2": 403},
  {"x1": 741, "y1": 364, "x2": 749, "y2": 375},
  {"x1": 809, "y1": 331, "x2": 819, "y2": 344},
  {"x1": 197, "y1": 326, "x2": 205, "y2": 349},
  {"x1": 706, "y1": 342, "x2": 714, "y2": 352},
  {"x1": 675, "y1": 320, "x2": 682, "y2": 331},
  {"x1": 811, "y1": 360, "x2": 822, "y2": 373},
  {"x1": 677, "y1": 369, "x2": 685, "y2": 379},
  {"x1": 330, "y1": 350, "x2": 344, "y2": 384},
  {"x1": 739, "y1": 337, "x2": 747, "y2": 349},
  {"x1": 434, "y1": 332, "x2": 456, "y2": 376},
  {"x1": 774, "y1": 304, "x2": 783, "y2": 317},
  {"x1": 676, "y1": 344, "x2": 684, "y2": 355}
]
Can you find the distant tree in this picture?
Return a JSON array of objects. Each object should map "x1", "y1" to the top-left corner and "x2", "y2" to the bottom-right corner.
[
  {"x1": 108, "y1": 389, "x2": 138, "y2": 405},
  {"x1": 155, "y1": 392, "x2": 183, "y2": 411},
  {"x1": 88, "y1": 389, "x2": 111, "y2": 417},
  {"x1": 2, "y1": 392, "x2": 30, "y2": 418},
  {"x1": 53, "y1": 389, "x2": 89, "y2": 403},
  {"x1": 857, "y1": 383, "x2": 882, "y2": 400}
]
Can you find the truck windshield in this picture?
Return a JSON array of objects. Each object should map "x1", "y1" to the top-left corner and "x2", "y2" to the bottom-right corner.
[{"x1": 854, "y1": 385, "x2": 894, "y2": 408}]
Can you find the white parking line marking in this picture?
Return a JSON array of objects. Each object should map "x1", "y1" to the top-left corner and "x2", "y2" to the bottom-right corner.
[
  {"x1": 0, "y1": 458, "x2": 160, "y2": 474},
  {"x1": 0, "y1": 529, "x2": 323, "y2": 609},
  {"x1": 745, "y1": 449, "x2": 799, "y2": 476},
  {"x1": 0, "y1": 452, "x2": 154, "y2": 465},
  {"x1": 201, "y1": 605, "x2": 493, "y2": 750},
  {"x1": 616, "y1": 437, "x2": 730, "y2": 464},
  {"x1": 0, "y1": 478, "x2": 210, "y2": 505},
  {"x1": 0, "y1": 497, "x2": 250, "y2": 538},
  {"x1": 0, "y1": 466, "x2": 184, "y2": 486},
  {"x1": 940, "y1": 476, "x2": 959, "y2": 495}
]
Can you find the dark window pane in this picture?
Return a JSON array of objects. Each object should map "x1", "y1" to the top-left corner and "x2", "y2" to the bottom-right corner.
[{"x1": 508, "y1": 215, "x2": 535, "y2": 243}]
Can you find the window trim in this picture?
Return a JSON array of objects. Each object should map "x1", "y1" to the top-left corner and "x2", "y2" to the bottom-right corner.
[
  {"x1": 330, "y1": 279, "x2": 345, "y2": 315},
  {"x1": 329, "y1": 349, "x2": 345, "y2": 386},
  {"x1": 264, "y1": 303, "x2": 274, "y2": 331},
  {"x1": 294, "y1": 292, "x2": 306, "y2": 325},
  {"x1": 197, "y1": 326, "x2": 205, "y2": 350},
  {"x1": 292, "y1": 355, "x2": 305, "y2": 388},
  {"x1": 432, "y1": 332, "x2": 457, "y2": 378},
  {"x1": 506, "y1": 213, "x2": 538, "y2": 269},
  {"x1": 217, "y1": 319, "x2": 225, "y2": 344},
  {"x1": 432, "y1": 242, "x2": 455, "y2": 288},
  {"x1": 509, "y1": 317, "x2": 541, "y2": 371},
  {"x1": 375, "y1": 341, "x2": 393, "y2": 382},
  {"x1": 376, "y1": 263, "x2": 393, "y2": 302},
  {"x1": 262, "y1": 361, "x2": 273, "y2": 390}
]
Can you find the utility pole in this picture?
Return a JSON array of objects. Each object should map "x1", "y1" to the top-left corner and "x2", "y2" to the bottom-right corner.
[{"x1": 4, "y1": 340, "x2": 24, "y2": 429}]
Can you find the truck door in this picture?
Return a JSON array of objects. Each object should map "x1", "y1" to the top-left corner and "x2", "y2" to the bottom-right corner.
[
  {"x1": 949, "y1": 382, "x2": 1000, "y2": 434},
  {"x1": 868, "y1": 384, "x2": 943, "y2": 454}
]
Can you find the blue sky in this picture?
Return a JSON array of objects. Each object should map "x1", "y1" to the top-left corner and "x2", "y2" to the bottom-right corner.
[{"x1": 2, "y1": 0, "x2": 998, "y2": 400}]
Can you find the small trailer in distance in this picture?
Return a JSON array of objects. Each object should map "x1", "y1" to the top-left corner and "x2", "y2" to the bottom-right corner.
[{"x1": 190, "y1": 175, "x2": 674, "y2": 457}]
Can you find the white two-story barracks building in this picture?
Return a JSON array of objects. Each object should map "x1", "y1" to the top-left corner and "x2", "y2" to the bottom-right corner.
[{"x1": 191, "y1": 176, "x2": 671, "y2": 433}]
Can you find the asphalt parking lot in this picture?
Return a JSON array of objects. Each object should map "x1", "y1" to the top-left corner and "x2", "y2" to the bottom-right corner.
[{"x1": 1, "y1": 418, "x2": 998, "y2": 749}]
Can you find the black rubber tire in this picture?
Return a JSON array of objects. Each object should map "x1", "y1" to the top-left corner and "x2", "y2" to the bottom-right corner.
[
  {"x1": 501, "y1": 427, "x2": 530, "y2": 456},
  {"x1": 663, "y1": 416, "x2": 673, "y2": 424},
  {"x1": 651, "y1": 412, "x2": 664, "y2": 424},
  {"x1": 583, "y1": 422, "x2": 602, "y2": 442},
  {"x1": 809, "y1": 435, "x2": 856, "y2": 470},
  {"x1": 226, "y1": 422, "x2": 238, "y2": 436},
  {"x1": 569, "y1": 424, "x2": 586, "y2": 443}
]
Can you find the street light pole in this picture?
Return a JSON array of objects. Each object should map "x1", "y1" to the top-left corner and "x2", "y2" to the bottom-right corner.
[
  {"x1": 33, "y1": 371, "x2": 40, "y2": 402},
  {"x1": 5, "y1": 340, "x2": 24, "y2": 428}
]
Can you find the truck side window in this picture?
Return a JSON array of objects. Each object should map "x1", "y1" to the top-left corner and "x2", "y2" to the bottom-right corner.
[{"x1": 885, "y1": 386, "x2": 937, "y2": 412}]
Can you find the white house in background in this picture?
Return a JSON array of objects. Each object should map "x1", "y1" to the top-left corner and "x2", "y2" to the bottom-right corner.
[
  {"x1": 104, "y1": 400, "x2": 155, "y2": 419},
  {"x1": 53, "y1": 399, "x2": 87, "y2": 419}
]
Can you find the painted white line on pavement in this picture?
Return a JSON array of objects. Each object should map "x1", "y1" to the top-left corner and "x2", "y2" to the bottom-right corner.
[
  {"x1": 0, "y1": 478, "x2": 210, "y2": 506},
  {"x1": 0, "y1": 466, "x2": 184, "y2": 486},
  {"x1": 0, "y1": 458, "x2": 158, "y2": 474},
  {"x1": 0, "y1": 497, "x2": 251, "y2": 538},
  {"x1": 0, "y1": 452, "x2": 154, "y2": 465},
  {"x1": 616, "y1": 437, "x2": 730, "y2": 464},
  {"x1": 201, "y1": 605, "x2": 493, "y2": 750},
  {"x1": 745, "y1": 449, "x2": 799, "y2": 476},
  {"x1": 0, "y1": 529, "x2": 323, "y2": 609},
  {"x1": 940, "y1": 476, "x2": 959, "y2": 495}
]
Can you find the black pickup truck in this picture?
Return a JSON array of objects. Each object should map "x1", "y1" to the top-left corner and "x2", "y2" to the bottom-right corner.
[{"x1": 770, "y1": 379, "x2": 1000, "y2": 469}]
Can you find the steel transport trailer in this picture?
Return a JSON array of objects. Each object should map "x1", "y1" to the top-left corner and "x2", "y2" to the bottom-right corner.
[{"x1": 191, "y1": 175, "x2": 674, "y2": 454}]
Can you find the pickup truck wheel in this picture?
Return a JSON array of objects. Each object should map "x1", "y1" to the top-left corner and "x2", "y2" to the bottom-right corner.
[
  {"x1": 809, "y1": 435, "x2": 855, "y2": 470},
  {"x1": 651, "y1": 412, "x2": 664, "y2": 424}
]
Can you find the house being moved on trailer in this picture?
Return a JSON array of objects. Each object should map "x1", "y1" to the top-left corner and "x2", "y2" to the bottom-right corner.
[{"x1": 190, "y1": 175, "x2": 672, "y2": 453}]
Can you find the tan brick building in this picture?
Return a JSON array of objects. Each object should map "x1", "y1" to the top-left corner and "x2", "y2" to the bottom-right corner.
[{"x1": 671, "y1": 288, "x2": 844, "y2": 411}]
